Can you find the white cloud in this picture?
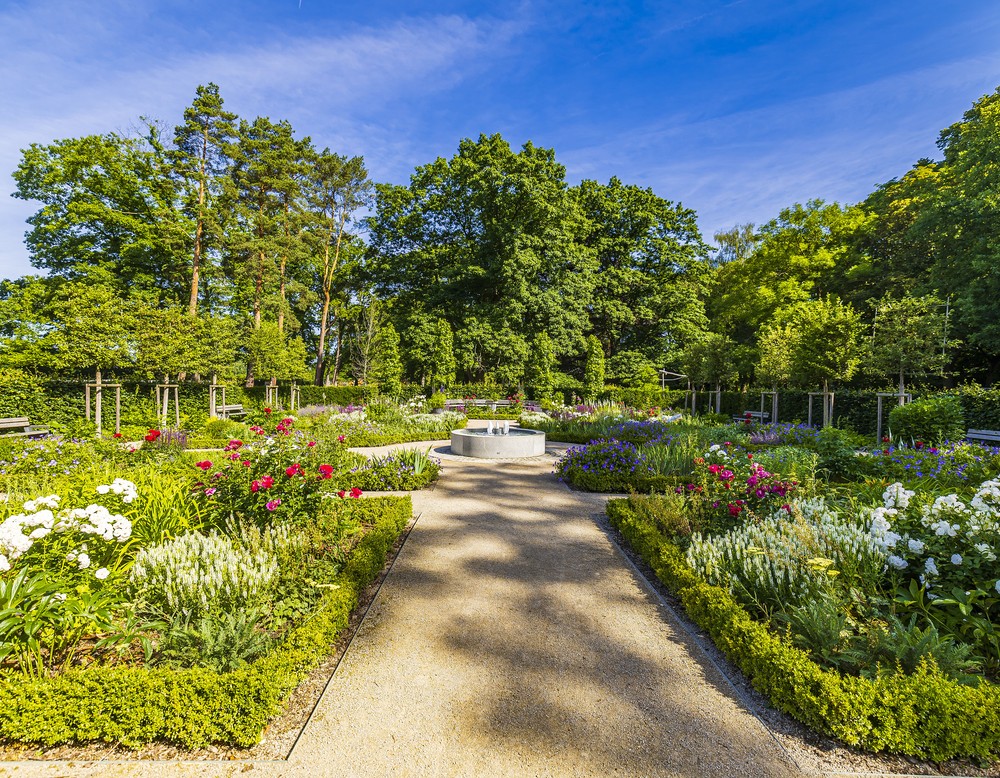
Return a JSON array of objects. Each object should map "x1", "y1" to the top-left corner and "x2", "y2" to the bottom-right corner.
[
  {"x1": 0, "y1": 6, "x2": 522, "y2": 278},
  {"x1": 559, "y1": 51, "x2": 1000, "y2": 240}
]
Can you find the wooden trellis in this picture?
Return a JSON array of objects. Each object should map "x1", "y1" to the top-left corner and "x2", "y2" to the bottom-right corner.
[
  {"x1": 155, "y1": 383, "x2": 180, "y2": 428},
  {"x1": 84, "y1": 371, "x2": 121, "y2": 436},
  {"x1": 876, "y1": 391, "x2": 912, "y2": 443},
  {"x1": 807, "y1": 391, "x2": 835, "y2": 428},
  {"x1": 760, "y1": 391, "x2": 778, "y2": 423}
]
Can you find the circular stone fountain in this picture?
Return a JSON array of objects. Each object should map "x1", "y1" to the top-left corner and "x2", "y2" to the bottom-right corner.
[{"x1": 450, "y1": 427, "x2": 546, "y2": 458}]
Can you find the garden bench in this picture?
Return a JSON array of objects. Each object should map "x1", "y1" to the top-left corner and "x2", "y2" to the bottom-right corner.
[
  {"x1": 445, "y1": 399, "x2": 512, "y2": 411},
  {"x1": 219, "y1": 404, "x2": 247, "y2": 420},
  {"x1": 967, "y1": 429, "x2": 1000, "y2": 445},
  {"x1": 732, "y1": 411, "x2": 770, "y2": 423},
  {"x1": 0, "y1": 416, "x2": 50, "y2": 438}
]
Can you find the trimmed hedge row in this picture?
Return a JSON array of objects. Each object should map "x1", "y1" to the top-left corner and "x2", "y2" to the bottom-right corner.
[
  {"x1": 0, "y1": 496, "x2": 412, "y2": 748},
  {"x1": 606, "y1": 498, "x2": 1000, "y2": 762}
]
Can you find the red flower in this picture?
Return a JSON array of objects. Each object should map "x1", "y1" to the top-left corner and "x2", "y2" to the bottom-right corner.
[
  {"x1": 224, "y1": 439, "x2": 243, "y2": 451},
  {"x1": 195, "y1": 460, "x2": 213, "y2": 471},
  {"x1": 264, "y1": 407, "x2": 272, "y2": 415},
  {"x1": 113, "y1": 432, "x2": 122, "y2": 439},
  {"x1": 318, "y1": 464, "x2": 334, "y2": 479},
  {"x1": 229, "y1": 452, "x2": 240, "y2": 460},
  {"x1": 350, "y1": 487, "x2": 363, "y2": 499},
  {"x1": 728, "y1": 503, "x2": 742, "y2": 517},
  {"x1": 307, "y1": 441, "x2": 317, "y2": 447},
  {"x1": 251, "y1": 480, "x2": 261, "y2": 492},
  {"x1": 337, "y1": 490, "x2": 346, "y2": 499},
  {"x1": 337, "y1": 435, "x2": 346, "y2": 443},
  {"x1": 282, "y1": 417, "x2": 293, "y2": 425},
  {"x1": 261, "y1": 475, "x2": 274, "y2": 488},
  {"x1": 285, "y1": 463, "x2": 303, "y2": 477},
  {"x1": 144, "y1": 429, "x2": 160, "y2": 442},
  {"x1": 881, "y1": 436, "x2": 890, "y2": 443},
  {"x1": 242, "y1": 459, "x2": 251, "y2": 467}
]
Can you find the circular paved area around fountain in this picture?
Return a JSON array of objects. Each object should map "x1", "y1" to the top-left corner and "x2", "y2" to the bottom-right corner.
[{"x1": 3, "y1": 432, "x2": 804, "y2": 778}]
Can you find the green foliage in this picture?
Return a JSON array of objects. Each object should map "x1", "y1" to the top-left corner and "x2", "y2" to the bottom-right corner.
[
  {"x1": 888, "y1": 394, "x2": 966, "y2": 445},
  {"x1": 156, "y1": 610, "x2": 273, "y2": 673},
  {"x1": 606, "y1": 497, "x2": 1000, "y2": 761},
  {"x1": 863, "y1": 614, "x2": 980, "y2": 681},
  {"x1": 0, "y1": 496, "x2": 412, "y2": 748},
  {"x1": 582, "y1": 335, "x2": 605, "y2": 400}
]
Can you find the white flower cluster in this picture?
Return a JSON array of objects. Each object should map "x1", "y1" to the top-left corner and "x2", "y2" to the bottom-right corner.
[
  {"x1": 95, "y1": 477, "x2": 138, "y2": 503},
  {"x1": 0, "y1": 485, "x2": 134, "y2": 575},
  {"x1": 519, "y1": 411, "x2": 551, "y2": 426},
  {"x1": 867, "y1": 478, "x2": 1000, "y2": 589},
  {"x1": 131, "y1": 531, "x2": 277, "y2": 618},
  {"x1": 704, "y1": 444, "x2": 731, "y2": 463}
]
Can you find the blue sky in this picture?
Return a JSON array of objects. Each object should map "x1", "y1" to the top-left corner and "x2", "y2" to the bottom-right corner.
[{"x1": 2, "y1": 0, "x2": 1000, "y2": 280}]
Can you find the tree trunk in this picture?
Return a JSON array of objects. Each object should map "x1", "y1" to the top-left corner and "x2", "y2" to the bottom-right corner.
[
  {"x1": 315, "y1": 286, "x2": 332, "y2": 385},
  {"x1": 253, "y1": 249, "x2": 264, "y2": 328},
  {"x1": 332, "y1": 319, "x2": 344, "y2": 384}
]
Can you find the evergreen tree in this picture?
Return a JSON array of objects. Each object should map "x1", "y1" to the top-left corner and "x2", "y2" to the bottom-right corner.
[
  {"x1": 172, "y1": 83, "x2": 238, "y2": 316},
  {"x1": 583, "y1": 335, "x2": 605, "y2": 400}
]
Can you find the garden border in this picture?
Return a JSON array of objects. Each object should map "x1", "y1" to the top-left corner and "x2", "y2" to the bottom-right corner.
[
  {"x1": 605, "y1": 498, "x2": 1000, "y2": 762},
  {"x1": 0, "y1": 496, "x2": 413, "y2": 749}
]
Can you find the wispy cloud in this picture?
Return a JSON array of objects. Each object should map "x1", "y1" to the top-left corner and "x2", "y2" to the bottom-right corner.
[
  {"x1": 0, "y1": 5, "x2": 523, "y2": 277},
  {"x1": 560, "y1": 51, "x2": 1000, "y2": 240}
]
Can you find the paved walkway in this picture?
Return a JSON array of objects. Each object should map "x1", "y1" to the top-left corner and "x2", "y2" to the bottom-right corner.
[{"x1": 4, "y1": 438, "x2": 802, "y2": 778}]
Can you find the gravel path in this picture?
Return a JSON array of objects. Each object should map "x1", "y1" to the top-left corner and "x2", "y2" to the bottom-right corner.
[{"x1": 3, "y1": 439, "x2": 803, "y2": 778}]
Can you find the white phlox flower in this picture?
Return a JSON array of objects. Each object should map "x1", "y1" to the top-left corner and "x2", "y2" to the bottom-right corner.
[
  {"x1": 887, "y1": 555, "x2": 908, "y2": 570},
  {"x1": 951, "y1": 553, "x2": 963, "y2": 566},
  {"x1": 925, "y1": 557, "x2": 939, "y2": 576}
]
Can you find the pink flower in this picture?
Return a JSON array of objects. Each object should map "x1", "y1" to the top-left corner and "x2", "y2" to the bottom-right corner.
[
  {"x1": 781, "y1": 504, "x2": 792, "y2": 513},
  {"x1": 229, "y1": 452, "x2": 240, "y2": 460},
  {"x1": 266, "y1": 499, "x2": 281, "y2": 511},
  {"x1": 318, "y1": 464, "x2": 334, "y2": 479},
  {"x1": 204, "y1": 488, "x2": 217, "y2": 496},
  {"x1": 261, "y1": 475, "x2": 274, "y2": 489},
  {"x1": 307, "y1": 441, "x2": 317, "y2": 447},
  {"x1": 195, "y1": 460, "x2": 213, "y2": 471},
  {"x1": 349, "y1": 487, "x2": 363, "y2": 499},
  {"x1": 337, "y1": 435, "x2": 346, "y2": 444},
  {"x1": 282, "y1": 417, "x2": 293, "y2": 425},
  {"x1": 251, "y1": 480, "x2": 261, "y2": 492},
  {"x1": 242, "y1": 459, "x2": 251, "y2": 467},
  {"x1": 707, "y1": 464, "x2": 721, "y2": 474},
  {"x1": 224, "y1": 439, "x2": 243, "y2": 451}
]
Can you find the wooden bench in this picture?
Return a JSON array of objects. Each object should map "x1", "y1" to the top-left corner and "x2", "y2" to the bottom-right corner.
[
  {"x1": 219, "y1": 404, "x2": 247, "y2": 420},
  {"x1": 732, "y1": 411, "x2": 770, "y2": 423},
  {"x1": 0, "y1": 417, "x2": 50, "y2": 438},
  {"x1": 967, "y1": 429, "x2": 1000, "y2": 445},
  {"x1": 444, "y1": 399, "x2": 512, "y2": 412}
]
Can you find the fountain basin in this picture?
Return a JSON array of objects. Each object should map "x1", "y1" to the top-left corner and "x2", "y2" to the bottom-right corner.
[{"x1": 450, "y1": 427, "x2": 546, "y2": 458}]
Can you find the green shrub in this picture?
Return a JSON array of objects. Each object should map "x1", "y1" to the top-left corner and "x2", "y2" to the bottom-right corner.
[
  {"x1": 606, "y1": 497, "x2": 1000, "y2": 761},
  {"x1": 888, "y1": 395, "x2": 966, "y2": 446},
  {"x1": 0, "y1": 496, "x2": 412, "y2": 748}
]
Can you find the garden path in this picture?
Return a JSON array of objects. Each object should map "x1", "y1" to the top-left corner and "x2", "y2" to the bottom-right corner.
[{"x1": 6, "y1": 431, "x2": 805, "y2": 778}]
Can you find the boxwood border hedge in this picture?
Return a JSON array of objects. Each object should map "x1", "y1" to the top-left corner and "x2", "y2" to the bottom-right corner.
[
  {"x1": 606, "y1": 498, "x2": 1000, "y2": 762},
  {"x1": 0, "y1": 495, "x2": 412, "y2": 749}
]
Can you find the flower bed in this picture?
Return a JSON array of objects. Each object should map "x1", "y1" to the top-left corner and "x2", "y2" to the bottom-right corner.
[
  {"x1": 607, "y1": 496, "x2": 1000, "y2": 761},
  {"x1": 0, "y1": 416, "x2": 418, "y2": 748}
]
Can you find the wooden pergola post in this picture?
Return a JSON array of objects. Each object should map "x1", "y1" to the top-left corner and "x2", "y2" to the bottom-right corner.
[
  {"x1": 760, "y1": 390, "x2": 778, "y2": 423},
  {"x1": 84, "y1": 370, "x2": 121, "y2": 436},
  {"x1": 154, "y1": 376, "x2": 180, "y2": 428},
  {"x1": 876, "y1": 391, "x2": 912, "y2": 443}
]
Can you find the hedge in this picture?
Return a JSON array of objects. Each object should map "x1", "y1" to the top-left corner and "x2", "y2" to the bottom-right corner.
[
  {"x1": 0, "y1": 495, "x2": 412, "y2": 748},
  {"x1": 606, "y1": 498, "x2": 1000, "y2": 762}
]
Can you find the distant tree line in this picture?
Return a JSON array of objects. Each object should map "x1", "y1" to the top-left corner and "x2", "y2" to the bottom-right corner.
[{"x1": 2, "y1": 83, "x2": 999, "y2": 393}]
